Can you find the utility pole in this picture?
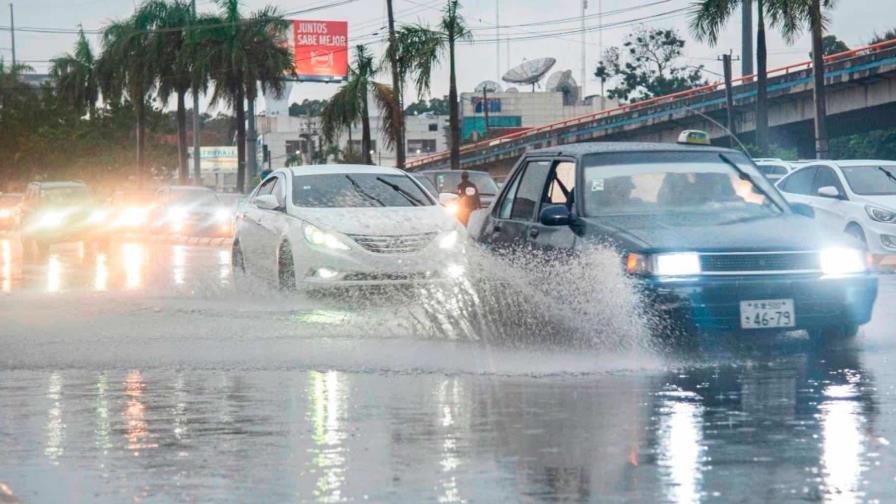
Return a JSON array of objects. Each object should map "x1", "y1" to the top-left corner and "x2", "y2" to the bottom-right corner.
[
  {"x1": 495, "y1": 0, "x2": 500, "y2": 82},
  {"x1": 580, "y1": 0, "x2": 587, "y2": 98},
  {"x1": 720, "y1": 52, "x2": 740, "y2": 148},
  {"x1": 190, "y1": 0, "x2": 202, "y2": 184},
  {"x1": 246, "y1": 94, "x2": 257, "y2": 186},
  {"x1": 482, "y1": 87, "x2": 489, "y2": 134},
  {"x1": 742, "y1": 0, "x2": 753, "y2": 77},
  {"x1": 8, "y1": 2, "x2": 15, "y2": 70},
  {"x1": 386, "y1": 0, "x2": 405, "y2": 168}
]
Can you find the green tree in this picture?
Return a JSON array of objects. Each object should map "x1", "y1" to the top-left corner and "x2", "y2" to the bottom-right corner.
[
  {"x1": 594, "y1": 27, "x2": 705, "y2": 103},
  {"x1": 871, "y1": 29, "x2": 896, "y2": 45},
  {"x1": 97, "y1": 8, "x2": 158, "y2": 183},
  {"x1": 289, "y1": 99, "x2": 328, "y2": 117},
  {"x1": 404, "y1": 96, "x2": 449, "y2": 115},
  {"x1": 49, "y1": 27, "x2": 99, "y2": 119},
  {"x1": 821, "y1": 34, "x2": 849, "y2": 55},
  {"x1": 319, "y1": 45, "x2": 399, "y2": 165},
  {"x1": 391, "y1": 0, "x2": 471, "y2": 170},
  {"x1": 200, "y1": 0, "x2": 293, "y2": 192}
]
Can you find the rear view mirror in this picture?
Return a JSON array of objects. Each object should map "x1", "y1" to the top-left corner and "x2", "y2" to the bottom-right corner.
[
  {"x1": 255, "y1": 194, "x2": 280, "y2": 211},
  {"x1": 539, "y1": 205, "x2": 574, "y2": 226},
  {"x1": 817, "y1": 186, "x2": 842, "y2": 199},
  {"x1": 791, "y1": 202, "x2": 815, "y2": 219},
  {"x1": 439, "y1": 193, "x2": 459, "y2": 205}
]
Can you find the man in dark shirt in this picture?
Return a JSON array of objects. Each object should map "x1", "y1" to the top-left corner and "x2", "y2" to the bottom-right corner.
[{"x1": 455, "y1": 171, "x2": 481, "y2": 225}]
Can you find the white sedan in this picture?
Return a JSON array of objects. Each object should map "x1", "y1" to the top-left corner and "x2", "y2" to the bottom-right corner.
[
  {"x1": 232, "y1": 165, "x2": 466, "y2": 289},
  {"x1": 776, "y1": 159, "x2": 896, "y2": 258}
]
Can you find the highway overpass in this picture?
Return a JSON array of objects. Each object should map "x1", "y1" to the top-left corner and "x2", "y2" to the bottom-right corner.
[{"x1": 407, "y1": 39, "x2": 896, "y2": 177}]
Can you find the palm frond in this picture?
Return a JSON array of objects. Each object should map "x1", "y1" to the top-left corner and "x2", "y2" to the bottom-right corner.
[
  {"x1": 372, "y1": 81, "x2": 400, "y2": 150},
  {"x1": 688, "y1": 0, "x2": 739, "y2": 45}
]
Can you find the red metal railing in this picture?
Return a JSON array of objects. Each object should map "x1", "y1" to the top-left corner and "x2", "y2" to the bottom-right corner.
[{"x1": 407, "y1": 37, "x2": 896, "y2": 169}]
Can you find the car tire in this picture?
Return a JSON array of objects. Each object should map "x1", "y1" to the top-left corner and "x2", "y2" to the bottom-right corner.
[
  {"x1": 845, "y1": 224, "x2": 867, "y2": 249},
  {"x1": 232, "y1": 240, "x2": 246, "y2": 279},
  {"x1": 278, "y1": 242, "x2": 297, "y2": 291}
]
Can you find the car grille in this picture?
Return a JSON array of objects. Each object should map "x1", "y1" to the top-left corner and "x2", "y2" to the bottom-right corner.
[
  {"x1": 348, "y1": 233, "x2": 436, "y2": 254},
  {"x1": 699, "y1": 252, "x2": 820, "y2": 274}
]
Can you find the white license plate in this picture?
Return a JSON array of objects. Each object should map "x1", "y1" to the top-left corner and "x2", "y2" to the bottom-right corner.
[{"x1": 740, "y1": 299, "x2": 795, "y2": 329}]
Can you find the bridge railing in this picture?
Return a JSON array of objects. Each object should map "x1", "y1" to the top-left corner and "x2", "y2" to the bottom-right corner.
[{"x1": 407, "y1": 37, "x2": 896, "y2": 170}]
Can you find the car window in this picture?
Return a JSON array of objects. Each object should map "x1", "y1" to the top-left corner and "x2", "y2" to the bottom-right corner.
[
  {"x1": 758, "y1": 164, "x2": 788, "y2": 176},
  {"x1": 433, "y1": 171, "x2": 499, "y2": 196},
  {"x1": 544, "y1": 161, "x2": 576, "y2": 208},
  {"x1": 255, "y1": 177, "x2": 277, "y2": 200},
  {"x1": 779, "y1": 167, "x2": 817, "y2": 195},
  {"x1": 271, "y1": 177, "x2": 287, "y2": 206},
  {"x1": 839, "y1": 164, "x2": 896, "y2": 195},
  {"x1": 812, "y1": 166, "x2": 846, "y2": 197},
  {"x1": 497, "y1": 169, "x2": 523, "y2": 219},
  {"x1": 510, "y1": 161, "x2": 552, "y2": 221}
]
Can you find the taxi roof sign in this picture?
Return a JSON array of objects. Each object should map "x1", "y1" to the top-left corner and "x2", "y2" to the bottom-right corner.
[{"x1": 677, "y1": 130, "x2": 711, "y2": 145}]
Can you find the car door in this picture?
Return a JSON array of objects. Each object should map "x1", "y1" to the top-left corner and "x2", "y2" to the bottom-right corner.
[
  {"x1": 240, "y1": 177, "x2": 278, "y2": 275},
  {"x1": 480, "y1": 159, "x2": 552, "y2": 250},
  {"x1": 255, "y1": 175, "x2": 291, "y2": 271},
  {"x1": 777, "y1": 166, "x2": 818, "y2": 208},
  {"x1": 528, "y1": 159, "x2": 579, "y2": 252},
  {"x1": 808, "y1": 164, "x2": 851, "y2": 231}
]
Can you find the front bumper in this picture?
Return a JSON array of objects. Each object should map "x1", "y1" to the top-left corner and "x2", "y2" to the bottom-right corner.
[
  {"x1": 861, "y1": 220, "x2": 896, "y2": 255},
  {"x1": 640, "y1": 273, "x2": 878, "y2": 332}
]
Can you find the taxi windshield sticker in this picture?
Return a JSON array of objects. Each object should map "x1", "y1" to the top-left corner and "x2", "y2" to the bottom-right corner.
[{"x1": 591, "y1": 179, "x2": 605, "y2": 192}]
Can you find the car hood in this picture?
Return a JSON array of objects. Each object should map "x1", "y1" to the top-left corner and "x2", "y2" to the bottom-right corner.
[
  {"x1": 295, "y1": 206, "x2": 457, "y2": 236},
  {"x1": 858, "y1": 195, "x2": 896, "y2": 209},
  {"x1": 583, "y1": 213, "x2": 858, "y2": 252}
]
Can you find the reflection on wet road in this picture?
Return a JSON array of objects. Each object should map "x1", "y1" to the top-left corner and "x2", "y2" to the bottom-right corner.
[{"x1": 1, "y1": 233, "x2": 896, "y2": 502}]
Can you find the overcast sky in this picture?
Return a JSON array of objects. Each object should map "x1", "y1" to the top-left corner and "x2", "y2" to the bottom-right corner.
[{"x1": 3, "y1": 0, "x2": 894, "y2": 112}]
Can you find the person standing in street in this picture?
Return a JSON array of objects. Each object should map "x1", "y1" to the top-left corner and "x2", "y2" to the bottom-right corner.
[{"x1": 455, "y1": 171, "x2": 481, "y2": 225}]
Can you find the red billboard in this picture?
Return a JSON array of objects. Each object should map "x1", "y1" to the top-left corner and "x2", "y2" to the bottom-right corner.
[{"x1": 292, "y1": 20, "x2": 348, "y2": 82}]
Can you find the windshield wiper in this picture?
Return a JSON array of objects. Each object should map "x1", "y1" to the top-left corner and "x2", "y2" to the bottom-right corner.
[
  {"x1": 719, "y1": 154, "x2": 784, "y2": 213},
  {"x1": 344, "y1": 176, "x2": 385, "y2": 207},
  {"x1": 375, "y1": 177, "x2": 424, "y2": 206},
  {"x1": 877, "y1": 166, "x2": 896, "y2": 185}
]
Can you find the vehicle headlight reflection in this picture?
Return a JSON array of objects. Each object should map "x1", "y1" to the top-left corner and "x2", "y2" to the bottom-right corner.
[
  {"x1": 37, "y1": 211, "x2": 66, "y2": 229},
  {"x1": 304, "y1": 224, "x2": 350, "y2": 251},
  {"x1": 820, "y1": 247, "x2": 867, "y2": 275}
]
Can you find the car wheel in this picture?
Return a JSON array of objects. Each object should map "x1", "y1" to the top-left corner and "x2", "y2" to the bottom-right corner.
[
  {"x1": 845, "y1": 224, "x2": 867, "y2": 249},
  {"x1": 278, "y1": 242, "x2": 297, "y2": 291},
  {"x1": 232, "y1": 240, "x2": 246, "y2": 278}
]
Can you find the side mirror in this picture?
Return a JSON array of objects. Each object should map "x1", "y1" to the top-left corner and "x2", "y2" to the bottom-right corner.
[
  {"x1": 539, "y1": 205, "x2": 574, "y2": 226},
  {"x1": 255, "y1": 194, "x2": 280, "y2": 211},
  {"x1": 791, "y1": 202, "x2": 815, "y2": 219},
  {"x1": 817, "y1": 186, "x2": 842, "y2": 199},
  {"x1": 439, "y1": 192, "x2": 459, "y2": 205}
]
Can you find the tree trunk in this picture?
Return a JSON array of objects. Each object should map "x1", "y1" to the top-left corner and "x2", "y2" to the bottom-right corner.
[
  {"x1": 247, "y1": 91, "x2": 258, "y2": 184},
  {"x1": 176, "y1": 90, "x2": 189, "y2": 184},
  {"x1": 235, "y1": 84, "x2": 247, "y2": 193},
  {"x1": 809, "y1": 0, "x2": 828, "y2": 159},
  {"x1": 361, "y1": 89, "x2": 373, "y2": 165},
  {"x1": 135, "y1": 93, "x2": 147, "y2": 187},
  {"x1": 755, "y1": 0, "x2": 769, "y2": 156},
  {"x1": 448, "y1": 35, "x2": 460, "y2": 171},
  {"x1": 386, "y1": 0, "x2": 405, "y2": 168}
]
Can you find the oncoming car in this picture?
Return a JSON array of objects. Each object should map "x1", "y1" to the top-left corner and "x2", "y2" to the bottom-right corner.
[
  {"x1": 0, "y1": 193, "x2": 22, "y2": 231},
  {"x1": 416, "y1": 169, "x2": 500, "y2": 208},
  {"x1": 152, "y1": 186, "x2": 232, "y2": 237},
  {"x1": 19, "y1": 181, "x2": 108, "y2": 255},
  {"x1": 469, "y1": 135, "x2": 878, "y2": 341},
  {"x1": 232, "y1": 165, "x2": 466, "y2": 289}
]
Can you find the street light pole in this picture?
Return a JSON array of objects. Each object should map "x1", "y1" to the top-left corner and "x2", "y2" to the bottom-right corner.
[{"x1": 191, "y1": 0, "x2": 202, "y2": 184}]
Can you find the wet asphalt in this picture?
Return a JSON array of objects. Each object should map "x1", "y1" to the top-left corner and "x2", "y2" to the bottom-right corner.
[{"x1": 1, "y1": 236, "x2": 896, "y2": 503}]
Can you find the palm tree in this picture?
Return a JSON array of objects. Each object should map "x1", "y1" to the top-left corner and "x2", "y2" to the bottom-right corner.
[
  {"x1": 320, "y1": 45, "x2": 399, "y2": 165},
  {"x1": 97, "y1": 9, "x2": 157, "y2": 183},
  {"x1": 691, "y1": 0, "x2": 778, "y2": 155},
  {"x1": 391, "y1": 0, "x2": 471, "y2": 170},
  {"x1": 766, "y1": 0, "x2": 836, "y2": 158},
  {"x1": 49, "y1": 27, "x2": 99, "y2": 120},
  {"x1": 200, "y1": 0, "x2": 292, "y2": 192},
  {"x1": 384, "y1": 0, "x2": 405, "y2": 168}
]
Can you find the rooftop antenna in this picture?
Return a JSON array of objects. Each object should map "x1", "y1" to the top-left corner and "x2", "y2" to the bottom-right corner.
[{"x1": 502, "y1": 57, "x2": 556, "y2": 92}]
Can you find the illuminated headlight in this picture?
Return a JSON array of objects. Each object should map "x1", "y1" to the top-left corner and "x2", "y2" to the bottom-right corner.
[
  {"x1": 625, "y1": 252, "x2": 701, "y2": 276},
  {"x1": 438, "y1": 230, "x2": 459, "y2": 250},
  {"x1": 89, "y1": 209, "x2": 109, "y2": 224},
  {"x1": 215, "y1": 208, "x2": 231, "y2": 221},
  {"x1": 866, "y1": 205, "x2": 896, "y2": 223},
  {"x1": 315, "y1": 267, "x2": 340, "y2": 279},
  {"x1": 820, "y1": 247, "x2": 867, "y2": 275},
  {"x1": 0, "y1": 209, "x2": 10, "y2": 218},
  {"x1": 303, "y1": 223, "x2": 350, "y2": 250},
  {"x1": 167, "y1": 207, "x2": 188, "y2": 221},
  {"x1": 444, "y1": 201, "x2": 460, "y2": 216},
  {"x1": 37, "y1": 211, "x2": 65, "y2": 228}
]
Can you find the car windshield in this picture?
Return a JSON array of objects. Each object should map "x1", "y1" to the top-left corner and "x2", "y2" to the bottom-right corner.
[
  {"x1": 840, "y1": 165, "x2": 896, "y2": 195},
  {"x1": 169, "y1": 190, "x2": 219, "y2": 206},
  {"x1": 582, "y1": 151, "x2": 783, "y2": 223},
  {"x1": 40, "y1": 186, "x2": 90, "y2": 203},
  {"x1": 293, "y1": 173, "x2": 435, "y2": 208},
  {"x1": 432, "y1": 172, "x2": 499, "y2": 195},
  {"x1": 412, "y1": 175, "x2": 438, "y2": 195}
]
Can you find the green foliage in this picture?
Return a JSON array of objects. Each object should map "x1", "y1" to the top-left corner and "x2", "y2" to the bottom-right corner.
[
  {"x1": 871, "y1": 29, "x2": 896, "y2": 45},
  {"x1": 405, "y1": 96, "x2": 448, "y2": 115},
  {"x1": 743, "y1": 143, "x2": 798, "y2": 160},
  {"x1": 822, "y1": 34, "x2": 849, "y2": 56},
  {"x1": 594, "y1": 27, "x2": 705, "y2": 103},
  {"x1": 830, "y1": 129, "x2": 896, "y2": 160},
  {"x1": 289, "y1": 99, "x2": 328, "y2": 117}
]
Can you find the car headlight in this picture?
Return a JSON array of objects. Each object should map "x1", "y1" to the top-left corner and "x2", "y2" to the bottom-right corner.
[
  {"x1": 865, "y1": 205, "x2": 896, "y2": 223},
  {"x1": 89, "y1": 209, "x2": 109, "y2": 224},
  {"x1": 168, "y1": 207, "x2": 188, "y2": 221},
  {"x1": 438, "y1": 230, "x2": 459, "y2": 250},
  {"x1": 0, "y1": 208, "x2": 10, "y2": 219},
  {"x1": 303, "y1": 223, "x2": 350, "y2": 250},
  {"x1": 820, "y1": 247, "x2": 867, "y2": 275},
  {"x1": 625, "y1": 252, "x2": 701, "y2": 276},
  {"x1": 37, "y1": 211, "x2": 65, "y2": 228},
  {"x1": 215, "y1": 208, "x2": 232, "y2": 221}
]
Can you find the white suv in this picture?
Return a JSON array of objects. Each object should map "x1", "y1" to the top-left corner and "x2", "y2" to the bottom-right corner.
[{"x1": 776, "y1": 160, "x2": 896, "y2": 258}]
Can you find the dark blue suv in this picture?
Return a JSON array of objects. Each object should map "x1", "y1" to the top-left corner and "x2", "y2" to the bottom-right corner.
[{"x1": 469, "y1": 140, "x2": 878, "y2": 340}]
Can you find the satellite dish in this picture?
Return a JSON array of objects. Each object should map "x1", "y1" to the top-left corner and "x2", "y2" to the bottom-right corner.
[
  {"x1": 474, "y1": 80, "x2": 502, "y2": 93},
  {"x1": 546, "y1": 70, "x2": 579, "y2": 105},
  {"x1": 502, "y1": 57, "x2": 556, "y2": 90},
  {"x1": 505, "y1": 87, "x2": 519, "y2": 93}
]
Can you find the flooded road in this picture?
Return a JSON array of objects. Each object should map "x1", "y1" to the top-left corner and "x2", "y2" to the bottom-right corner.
[{"x1": 2, "y1": 236, "x2": 896, "y2": 502}]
